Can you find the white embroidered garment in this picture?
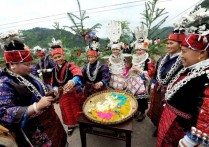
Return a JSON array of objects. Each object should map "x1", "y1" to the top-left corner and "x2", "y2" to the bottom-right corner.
[
  {"x1": 108, "y1": 54, "x2": 125, "y2": 75},
  {"x1": 127, "y1": 76, "x2": 145, "y2": 96},
  {"x1": 109, "y1": 74, "x2": 127, "y2": 90},
  {"x1": 131, "y1": 53, "x2": 149, "y2": 75}
]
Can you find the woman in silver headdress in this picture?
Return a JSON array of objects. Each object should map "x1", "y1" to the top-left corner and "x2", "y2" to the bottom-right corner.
[
  {"x1": 0, "y1": 31, "x2": 67, "y2": 146},
  {"x1": 127, "y1": 40, "x2": 155, "y2": 121}
]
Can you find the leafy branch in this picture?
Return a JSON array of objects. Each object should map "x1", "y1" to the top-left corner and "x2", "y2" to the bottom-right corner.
[{"x1": 64, "y1": 0, "x2": 102, "y2": 43}]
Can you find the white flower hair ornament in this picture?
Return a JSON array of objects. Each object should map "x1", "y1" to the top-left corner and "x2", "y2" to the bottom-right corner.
[
  {"x1": 107, "y1": 20, "x2": 122, "y2": 50},
  {"x1": 131, "y1": 23, "x2": 150, "y2": 49},
  {"x1": 0, "y1": 30, "x2": 23, "y2": 50},
  {"x1": 191, "y1": 6, "x2": 209, "y2": 22},
  {"x1": 33, "y1": 45, "x2": 42, "y2": 53},
  {"x1": 189, "y1": 7, "x2": 209, "y2": 43},
  {"x1": 174, "y1": 7, "x2": 209, "y2": 34},
  {"x1": 90, "y1": 41, "x2": 100, "y2": 51},
  {"x1": 49, "y1": 37, "x2": 63, "y2": 48},
  {"x1": 134, "y1": 23, "x2": 148, "y2": 43}
]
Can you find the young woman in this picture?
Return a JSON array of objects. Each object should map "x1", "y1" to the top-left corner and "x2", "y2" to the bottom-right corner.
[
  {"x1": 147, "y1": 31, "x2": 185, "y2": 136},
  {"x1": 0, "y1": 33, "x2": 67, "y2": 146},
  {"x1": 108, "y1": 43, "x2": 128, "y2": 90},
  {"x1": 127, "y1": 41, "x2": 155, "y2": 121}
]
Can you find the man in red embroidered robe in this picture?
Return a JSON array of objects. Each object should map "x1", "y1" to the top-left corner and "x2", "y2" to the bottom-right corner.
[{"x1": 50, "y1": 41, "x2": 84, "y2": 136}]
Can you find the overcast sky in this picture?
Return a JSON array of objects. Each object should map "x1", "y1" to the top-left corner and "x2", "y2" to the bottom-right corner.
[{"x1": 0, "y1": 0, "x2": 202, "y2": 38}]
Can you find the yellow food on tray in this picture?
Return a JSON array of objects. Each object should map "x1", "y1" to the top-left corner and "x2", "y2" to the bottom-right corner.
[{"x1": 83, "y1": 90, "x2": 138, "y2": 124}]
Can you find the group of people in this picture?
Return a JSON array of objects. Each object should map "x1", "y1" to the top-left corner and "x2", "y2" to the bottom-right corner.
[
  {"x1": 0, "y1": 9, "x2": 209, "y2": 146},
  {"x1": 147, "y1": 8, "x2": 209, "y2": 146},
  {"x1": 0, "y1": 26, "x2": 156, "y2": 146}
]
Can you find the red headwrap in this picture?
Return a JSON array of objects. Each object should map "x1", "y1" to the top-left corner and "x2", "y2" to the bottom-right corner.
[
  {"x1": 181, "y1": 34, "x2": 209, "y2": 51},
  {"x1": 51, "y1": 48, "x2": 64, "y2": 57},
  {"x1": 4, "y1": 50, "x2": 33, "y2": 63},
  {"x1": 87, "y1": 50, "x2": 98, "y2": 57},
  {"x1": 36, "y1": 51, "x2": 45, "y2": 57},
  {"x1": 167, "y1": 33, "x2": 185, "y2": 43}
]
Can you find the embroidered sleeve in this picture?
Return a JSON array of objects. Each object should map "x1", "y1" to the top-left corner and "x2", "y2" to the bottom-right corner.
[
  {"x1": 50, "y1": 69, "x2": 58, "y2": 87},
  {"x1": 69, "y1": 63, "x2": 83, "y2": 77},
  {"x1": 186, "y1": 86, "x2": 209, "y2": 145},
  {"x1": 0, "y1": 76, "x2": 27, "y2": 126},
  {"x1": 81, "y1": 64, "x2": 87, "y2": 84},
  {"x1": 31, "y1": 64, "x2": 39, "y2": 77},
  {"x1": 72, "y1": 76, "x2": 83, "y2": 86},
  {"x1": 152, "y1": 56, "x2": 164, "y2": 82},
  {"x1": 147, "y1": 59, "x2": 155, "y2": 79},
  {"x1": 48, "y1": 58, "x2": 56, "y2": 68},
  {"x1": 100, "y1": 64, "x2": 110, "y2": 85}
]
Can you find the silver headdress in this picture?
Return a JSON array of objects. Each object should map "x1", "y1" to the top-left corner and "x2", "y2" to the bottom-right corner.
[
  {"x1": 85, "y1": 38, "x2": 100, "y2": 52},
  {"x1": 49, "y1": 38, "x2": 63, "y2": 48},
  {"x1": 134, "y1": 23, "x2": 148, "y2": 43},
  {"x1": 174, "y1": 6, "x2": 209, "y2": 35},
  {"x1": 106, "y1": 21, "x2": 123, "y2": 50},
  {"x1": 90, "y1": 41, "x2": 100, "y2": 50},
  {"x1": 33, "y1": 45, "x2": 47, "y2": 54},
  {"x1": 33, "y1": 46, "x2": 42, "y2": 52},
  {"x1": 0, "y1": 30, "x2": 23, "y2": 50},
  {"x1": 131, "y1": 23, "x2": 149, "y2": 50}
]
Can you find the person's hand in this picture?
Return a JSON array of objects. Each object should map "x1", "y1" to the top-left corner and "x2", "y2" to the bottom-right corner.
[
  {"x1": 63, "y1": 80, "x2": 75, "y2": 93},
  {"x1": 45, "y1": 91, "x2": 56, "y2": 98},
  {"x1": 94, "y1": 82, "x2": 103, "y2": 89},
  {"x1": 37, "y1": 96, "x2": 55, "y2": 111},
  {"x1": 37, "y1": 69, "x2": 42, "y2": 73},
  {"x1": 123, "y1": 84, "x2": 127, "y2": 89},
  {"x1": 42, "y1": 69, "x2": 47, "y2": 73}
]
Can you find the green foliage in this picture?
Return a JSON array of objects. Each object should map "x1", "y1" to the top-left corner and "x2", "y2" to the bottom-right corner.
[
  {"x1": 0, "y1": 57, "x2": 5, "y2": 66},
  {"x1": 200, "y1": 0, "x2": 209, "y2": 8},
  {"x1": 64, "y1": 47, "x2": 87, "y2": 67},
  {"x1": 23, "y1": 27, "x2": 85, "y2": 49},
  {"x1": 140, "y1": 0, "x2": 168, "y2": 39},
  {"x1": 148, "y1": 39, "x2": 167, "y2": 61},
  {"x1": 120, "y1": 21, "x2": 133, "y2": 43},
  {"x1": 64, "y1": 0, "x2": 101, "y2": 43},
  {"x1": 151, "y1": 27, "x2": 174, "y2": 40}
]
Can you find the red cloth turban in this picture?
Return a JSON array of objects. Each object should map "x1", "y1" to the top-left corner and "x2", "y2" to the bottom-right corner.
[
  {"x1": 4, "y1": 50, "x2": 33, "y2": 63},
  {"x1": 87, "y1": 50, "x2": 98, "y2": 57},
  {"x1": 51, "y1": 48, "x2": 64, "y2": 57},
  {"x1": 181, "y1": 34, "x2": 209, "y2": 51},
  {"x1": 167, "y1": 33, "x2": 185, "y2": 43}
]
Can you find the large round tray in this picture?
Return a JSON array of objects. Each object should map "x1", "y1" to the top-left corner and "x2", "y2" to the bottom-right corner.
[{"x1": 83, "y1": 90, "x2": 138, "y2": 125}]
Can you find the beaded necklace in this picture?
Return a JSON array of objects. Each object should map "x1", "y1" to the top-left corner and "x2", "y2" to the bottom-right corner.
[
  {"x1": 165, "y1": 59, "x2": 209, "y2": 100},
  {"x1": 157, "y1": 54, "x2": 182, "y2": 85},
  {"x1": 109, "y1": 54, "x2": 125, "y2": 74},
  {"x1": 6, "y1": 69, "x2": 48, "y2": 100},
  {"x1": 54, "y1": 63, "x2": 69, "y2": 84},
  {"x1": 86, "y1": 61, "x2": 100, "y2": 81},
  {"x1": 132, "y1": 52, "x2": 149, "y2": 69}
]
